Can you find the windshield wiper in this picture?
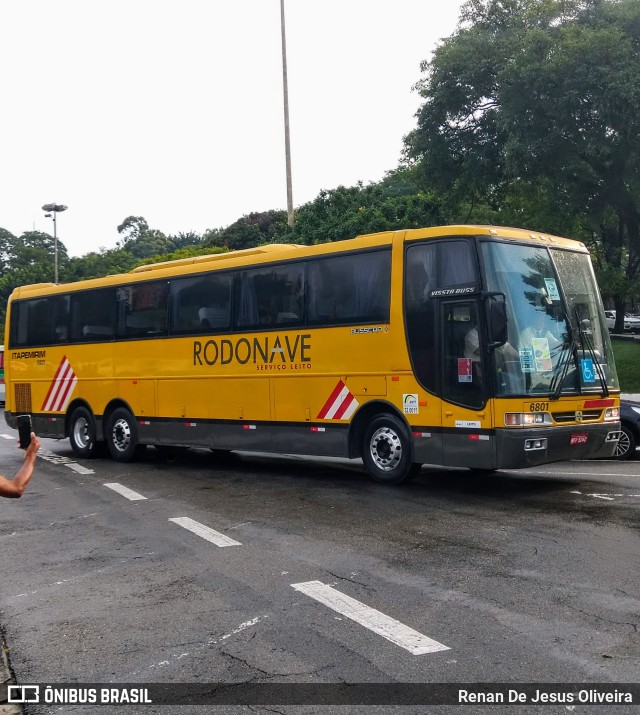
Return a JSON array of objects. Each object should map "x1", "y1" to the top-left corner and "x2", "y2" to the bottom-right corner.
[
  {"x1": 549, "y1": 318, "x2": 576, "y2": 401},
  {"x1": 549, "y1": 340, "x2": 575, "y2": 401},
  {"x1": 574, "y1": 308, "x2": 609, "y2": 397}
]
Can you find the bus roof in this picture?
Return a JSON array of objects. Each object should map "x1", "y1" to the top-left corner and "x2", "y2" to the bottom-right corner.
[{"x1": 8, "y1": 224, "x2": 586, "y2": 300}]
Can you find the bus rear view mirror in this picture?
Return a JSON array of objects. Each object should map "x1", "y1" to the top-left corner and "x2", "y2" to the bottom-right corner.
[{"x1": 486, "y1": 294, "x2": 507, "y2": 347}]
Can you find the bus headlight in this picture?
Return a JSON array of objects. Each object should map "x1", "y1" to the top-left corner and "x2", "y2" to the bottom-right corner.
[
  {"x1": 604, "y1": 407, "x2": 620, "y2": 421},
  {"x1": 504, "y1": 412, "x2": 551, "y2": 426}
]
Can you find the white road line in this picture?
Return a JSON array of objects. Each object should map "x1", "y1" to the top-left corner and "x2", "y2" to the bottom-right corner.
[
  {"x1": 291, "y1": 580, "x2": 449, "y2": 655},
  {"x1": 103, "y1": 483, "x2": 148, "y2": 501},
  {"x1": 0, "y1": 433, "x2": 14, "y2": 440},
  {"x1": 66, "y1": 463, "x2": 95, "y2": 475},
  {"x1": 168, "y1": 517, "x2": 242, "y2": 547},
  {"x1": 521, "y1": 469, "x2": 631, "y2": 477}
]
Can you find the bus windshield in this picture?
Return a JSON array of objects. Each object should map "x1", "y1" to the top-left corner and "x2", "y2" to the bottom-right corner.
[{"x1": 481, "y1": 241, "x2": 619, "y2": 397}]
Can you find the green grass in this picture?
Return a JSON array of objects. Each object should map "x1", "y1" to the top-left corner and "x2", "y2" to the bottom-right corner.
[{"x1": 611, "y1": 338, "x2": 640, "y2": 392}]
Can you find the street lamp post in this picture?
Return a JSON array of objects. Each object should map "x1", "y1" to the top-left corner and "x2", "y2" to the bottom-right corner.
[{"x1": 42, "y1": 203, "x2": 67, "y2": 284}]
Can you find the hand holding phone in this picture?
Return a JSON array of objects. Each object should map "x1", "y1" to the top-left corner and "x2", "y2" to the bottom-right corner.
[{"x1": 16, "y1": 414, "x2": 32, "y2": 449}]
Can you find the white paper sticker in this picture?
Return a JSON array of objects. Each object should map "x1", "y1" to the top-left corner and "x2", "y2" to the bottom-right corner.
[
  {"x1": 544, "y1": 278, "x2": 560, "y2": 301},
  {"x1": 403, "y1": 394, "x2": 419, "y2": 414}
]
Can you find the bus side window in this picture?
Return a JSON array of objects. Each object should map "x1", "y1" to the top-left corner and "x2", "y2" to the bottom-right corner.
[
  {"x1": 236, "y1": 264, "x2": 304, "y2": 329},
  {"x1": 307, "y1": 250, "x2": 390, "y2": 325},
  {"x1": 69, "y1": 288, "x2": 116, "y2": 343},
  {"x1": 170, "y1": 272, "x2": 232, "y2": 335},
  {"x1": 116, "y1": 282, "x2": 168, "y2": 338}
]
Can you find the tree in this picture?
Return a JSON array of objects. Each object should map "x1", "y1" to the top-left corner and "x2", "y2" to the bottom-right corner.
[
  {"x1": 0, "y1": 230, "x2": 70, "y2": 333},
  {"x1": 116, "y1": 216, "x2": 174, "y2": 259},
  {"x1": 116, "y1": 216, "x2": 149, "y2": 243},
  {"x1": 290, "y1": 177, "x2": 451, "y2": 245},
  {"x1": 203, "y1": 211, "x2": 289, "y2": 250},
  {"x1": 63, "y1": 248, "x2": 139, "y2": 282},
  {"x1": 406, "y1": 0, "x2": 640, "y2": 327}
]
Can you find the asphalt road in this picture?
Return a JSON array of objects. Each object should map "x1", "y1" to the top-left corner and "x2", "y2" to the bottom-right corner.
[{"x1": 1, "y1": 426, "x2": 639, "y2": 714}]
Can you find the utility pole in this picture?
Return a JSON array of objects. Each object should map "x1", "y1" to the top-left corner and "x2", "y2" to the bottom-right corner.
[{"x1": 280, "y1": 0, "x2": 294, "y2": 226}]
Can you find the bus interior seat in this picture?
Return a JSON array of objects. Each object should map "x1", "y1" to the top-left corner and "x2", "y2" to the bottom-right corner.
[
  {"x1": 124, "y1": 313, "x2": 158, "y2": 335},
  {"x1": 82, "y1": 325, "x2": 114, "y2": 339},
  {"x1": 276, "y1": 311, "x2": 299, "y2": 323},
  {"x1": 198, "y1": 306, "x2": 230, "y2": 329}
]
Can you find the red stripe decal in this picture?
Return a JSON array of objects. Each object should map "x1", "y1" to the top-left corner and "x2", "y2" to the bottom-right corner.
[
  {"x1": 41, "y1": 356, "x2": 68, "y2": 410},
  {"x1": 583, "y1": 399, "x2": 615, "y2": 408},
  {"x1": 333, "y1": 393, "x2": 357, "y2": 419},
  {"x1": 317, "y1": 380, "x2": 346, "y2": 419}
]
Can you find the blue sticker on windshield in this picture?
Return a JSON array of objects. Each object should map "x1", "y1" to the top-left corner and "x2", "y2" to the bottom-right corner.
[{"x1": 581, "y1": 358, "x2": 595, "y2": 383}]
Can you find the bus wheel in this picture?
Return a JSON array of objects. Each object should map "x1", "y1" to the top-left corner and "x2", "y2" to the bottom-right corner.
[
  {"x1": 362, "y1": 414, "x2": 416, "y2": 484},
  {"x1": 69, "y1": 406, "x2": 98, "y2": 458},
  {"x1": 106, "y1": 407, "x2": 138, "y2": 462}
]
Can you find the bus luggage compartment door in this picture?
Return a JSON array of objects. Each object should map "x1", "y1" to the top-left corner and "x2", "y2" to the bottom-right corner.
[{"x1": 441, "y1": 412, "x2": 495, "y2": 468}]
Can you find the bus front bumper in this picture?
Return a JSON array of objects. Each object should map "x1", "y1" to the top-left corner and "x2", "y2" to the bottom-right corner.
[{"x1": 494, "y1": 422, "x2": 621, "y2": 468}]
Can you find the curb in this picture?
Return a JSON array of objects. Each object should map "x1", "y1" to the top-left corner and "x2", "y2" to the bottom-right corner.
[{"x1": 0, "y1": 633, "x2": 21, "y2": 715}]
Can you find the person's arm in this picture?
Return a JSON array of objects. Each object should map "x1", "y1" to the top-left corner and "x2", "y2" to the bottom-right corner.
[{"x1": 0, "y1": 433, "x2": 41, "y2": 498}]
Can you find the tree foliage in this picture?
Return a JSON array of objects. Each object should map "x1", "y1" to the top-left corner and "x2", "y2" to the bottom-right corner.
[
  {"x1": 203, "y1": 211, "x2": 289, "y2": 250},
  {"x1": 406, "y1": 0, "x2": 640, "y2": 322},
  {"x1": 289, "y1": 177, "x2": 451, "y2": 245}
]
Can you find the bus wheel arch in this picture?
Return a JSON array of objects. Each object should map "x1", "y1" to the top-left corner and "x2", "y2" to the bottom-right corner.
[
  {"x1": 67, "y1": 402, "x2": 100, "y2": 458},
  {"x1": 350, "y1": 402, "x2": 420, "y2": 484},
  {"x1": 104, "y1": 401, "x2": 139, "y2": 462}
]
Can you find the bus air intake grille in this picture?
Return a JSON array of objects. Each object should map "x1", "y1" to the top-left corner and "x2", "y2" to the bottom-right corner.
[
  {"x1": 551, "y1": 410, "x2": 601, "y2": 423},
  {"x1": 14, "y1": 383, "x2": 32, "y2": 414}
]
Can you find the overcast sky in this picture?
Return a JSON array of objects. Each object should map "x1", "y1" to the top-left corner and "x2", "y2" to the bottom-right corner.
[{"x1": 1, "y1": 1, "x2": 465, "y2": 257}]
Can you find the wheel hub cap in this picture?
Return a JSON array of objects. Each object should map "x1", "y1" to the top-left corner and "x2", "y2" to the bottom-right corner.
[{"x1": 370, "y1": 427, "x2": 402, "y2": 472}]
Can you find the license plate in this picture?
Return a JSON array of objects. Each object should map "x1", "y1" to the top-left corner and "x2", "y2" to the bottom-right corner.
[{"x1": 570, "y1": 433, "x2": 588, "y2": 446}]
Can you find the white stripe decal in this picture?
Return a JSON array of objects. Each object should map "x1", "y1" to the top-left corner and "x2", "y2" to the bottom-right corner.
[
  {"x1": 103, "y1": 483, "x2": 148, "y2": 501},
  {"x1": 44, "y1": 358, "x2": 71, "y2": 411},
  {"x1": 324, "y1": 386, "x2": 351, "y2": 419},
  {"x1": 169, "y1": 517, "x2": 242, "y2": 547},
  {"x1": 291, "y1": 580, "x2": 450, "y2": 655},
  {"x1": 44, "y1": 358, "x2": 78, "y2": 412},
  {"x1": 340, "y1": 396, "x2": 358, "y2": 420}
]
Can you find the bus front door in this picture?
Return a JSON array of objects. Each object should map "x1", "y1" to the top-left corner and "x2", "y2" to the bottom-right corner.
[{"x1": 440, "y1": 300, "x2": 493, "y2": 468}]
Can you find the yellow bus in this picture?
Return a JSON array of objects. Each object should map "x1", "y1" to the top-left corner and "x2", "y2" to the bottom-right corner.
[{"x1": 4, "y1": 225, "x2": 622, "y2": 483}]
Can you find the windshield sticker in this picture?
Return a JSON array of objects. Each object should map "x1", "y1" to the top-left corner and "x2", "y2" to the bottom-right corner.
[
  {"x1": 581, "y1": 358, "x2": 596, "y2": 383},
  {"x1": 458, "y1": 358, "x2": 473, "y2": 382},
  {"x1": 531, "y1": 338, "x2": 553, "y2": 371},
  {"x1": 544, "y1": 278, "x2": 560, "y2": 302},
  {"x1": 403, "y1": 394, "x2": 419, "y2": 414},
  {"x1": 519, "y1": 348, "x2": 535, "y2": 373}
]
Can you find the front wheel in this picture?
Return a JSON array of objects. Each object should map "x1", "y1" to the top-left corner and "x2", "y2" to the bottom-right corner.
[
  {"x1": 362, "y1": 414, "x2": 417, "y2": 484},
  {"x1": 106, "y1": 407, "x2": 138, "y2": 462},
  {"x1": 69, "y1": 406, "x2": 99, "y2": 458}
]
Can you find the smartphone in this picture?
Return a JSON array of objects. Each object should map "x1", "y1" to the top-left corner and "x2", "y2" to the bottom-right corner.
[{"x1": 16, "y1": 414, "x2": 32, "y2": 449}]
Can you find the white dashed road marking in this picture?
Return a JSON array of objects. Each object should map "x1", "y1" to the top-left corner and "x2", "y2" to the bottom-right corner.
[
  {"x1": 1, "y1": 439, "x2": 96, "y2": 474},
  {"x1": 169, "y1": 517, "x2": 242, "y2": 547},
  {"x1": 66, "y1": 463, "x2": 95, "y2": 475},
  {"x1": 291, "y1": 580, "x2": 450, "y2": 655},
  {"x1": 103, "y1": 483, "x2": 148, "y2": 501}
]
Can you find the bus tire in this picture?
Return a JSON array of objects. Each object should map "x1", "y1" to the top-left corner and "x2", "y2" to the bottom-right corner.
[
  {"x1": 106, "y1": 407, "x2": 138, "y2": 462},
  {"x1": 362, "y1": 414, "x2": 416, "y2": 484},
  {"x1": 69, "y1": 406, "x2": 99, "y2": 458}
]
